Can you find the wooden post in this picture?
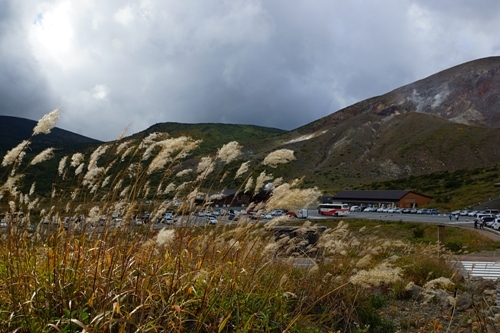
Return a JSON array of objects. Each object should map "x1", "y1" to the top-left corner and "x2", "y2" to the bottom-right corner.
[
  {"x1": 438, "y1": 225, "x2": 445, "y2": 259},
  {"x1": 438, "y1": 225, "x2": 445, "y2": 246}
]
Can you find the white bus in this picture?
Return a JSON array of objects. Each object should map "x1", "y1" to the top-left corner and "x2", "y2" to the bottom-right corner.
[{"x1": 318, "y1": 203, "x2": 350, "y2": 217}]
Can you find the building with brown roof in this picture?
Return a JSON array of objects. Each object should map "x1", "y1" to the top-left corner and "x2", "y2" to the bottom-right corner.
[{"x1": 323, "y1": 190, "x2": 432, "y2": 208}]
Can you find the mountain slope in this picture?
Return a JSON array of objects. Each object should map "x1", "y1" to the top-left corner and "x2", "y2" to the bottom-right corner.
[
  {"x1": 270, "y1": 56, "x2": 500, "y2": 191},
  {"x1": 0, "y1": 115, "x2": 102, "y2": 152},
  {"x1": 3, "y1": 57, "x2": 500, "y2": 197},
  {"x1": 293, "y1": 56, "x2": 500, "y2": 135},
  {"x1": 124, "y1": 122, "x2": 286, "y2": 156}
]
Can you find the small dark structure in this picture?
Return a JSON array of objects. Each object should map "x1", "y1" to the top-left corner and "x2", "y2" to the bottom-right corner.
[
  {"x1": 323, "y1": 190, "x2": 432, "y2": 208},
  {"x1": 196, "y1": 189, "x2": 272, "y2": 207}
]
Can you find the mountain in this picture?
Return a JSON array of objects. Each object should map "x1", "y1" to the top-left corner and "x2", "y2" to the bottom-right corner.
[
  {"x1": 269, "y1": 56, "x2": 500, "y2": 191},
  {"x1": 0, "y1": 115, "x2": 102, "y2": 152},
  {"x1": 125, "y1": 122, "x2": 286, "y2": 156},
  {"x1": 3, "y1": 57, "x2": 500, "y2": 197}
]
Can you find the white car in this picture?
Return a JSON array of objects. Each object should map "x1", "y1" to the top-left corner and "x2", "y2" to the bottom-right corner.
[
  {"x1": 268, "y1": 209, "x2": 286, "y2": 217},
  {"x1": 490, "y1": 218, "x2": 500, "y2": 231},
  {"x1": 468, "y1": 210, "x2": 478, "y2": 217},
  {"x1": 206, "y1": 216, "x2": 218, "y2": 224}
]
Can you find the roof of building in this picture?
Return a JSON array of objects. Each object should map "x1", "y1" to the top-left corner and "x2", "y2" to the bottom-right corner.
[{"x1": 329, "y1": 190, "x2": 432, "y2": 201}]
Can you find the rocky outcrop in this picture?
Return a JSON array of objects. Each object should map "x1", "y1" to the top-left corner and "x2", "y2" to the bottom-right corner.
[{"x1": 383, "y1": 277, "x2": 500, "y2": 332}]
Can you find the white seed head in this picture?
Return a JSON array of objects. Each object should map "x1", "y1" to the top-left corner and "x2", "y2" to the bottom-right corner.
[
  {"x1": 262, "y1": 149, "x2": 296, "y2": 168},
  {"x1": 116, "y1": 124, "x2": 131, "y2": 141},
  {"x1": 75, "y1": 163, "x2": 85, "y2": 176},
  {"x1": 235, "y1": 161, "x2": 250, "y2": 179},
  {"x1": 30, "y1": 148, "x2": 55, "y2": 165},
  {"x1": 164, "y1": 183, "x2": 176, "y2": 194},
  {"x1": 33, "y1": 107, "x2": 60, "y2": 135},
  {"x1": 58, "y1": 156, "x2": 68, "y2": 176},
  {"x1": 70, "y1": 153, "x2": 84, "y2": 167},
  {"x1": 216, "y1": 141, "x2": 242, "y2": 164},
  {"x1": 254, "y1": 171, "x2": 272, "y2": 194},
  {"x1": 176, "y1": 169, "x2": 193, "y2": 177},
  {"x1": 244, "y1": 177, "x2": 254, "y2": 193},
  {"x1": 29, "y1": 182, "x2": 36, "y2": 196},
  {"x1": 155, "y1": 228, "x2": 176, "y2": 247},
  {"x1": 2, "y1": 140, "x2": 29, "y2": 167}
]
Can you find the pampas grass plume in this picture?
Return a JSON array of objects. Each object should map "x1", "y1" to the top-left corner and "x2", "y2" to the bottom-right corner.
[{"x1": 32, "y1": 107, "x2": 60, "y2": 135}]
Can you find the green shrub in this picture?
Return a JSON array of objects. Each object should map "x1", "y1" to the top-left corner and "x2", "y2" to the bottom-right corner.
[
  {"x1": 397, "y1": 247, "x2": 456, "y2": 286},
  {"x1": 355, "y1": 295, "x2": 395, "y2": 333},
  {"x1": 445, "y1": 241, "x2": 463, "y2": 253},
  {"x1": 411, "y1": 227, "x2": 425, "y2": 239}
]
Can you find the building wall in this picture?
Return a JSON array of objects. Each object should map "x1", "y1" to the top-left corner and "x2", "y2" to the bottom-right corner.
[{"x1": 399, "y1": 192, "x2": 432, "y2": 208}]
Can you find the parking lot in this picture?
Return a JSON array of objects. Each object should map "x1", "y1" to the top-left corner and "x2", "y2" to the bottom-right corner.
[{"x1": 2, "y1": 208, "x2": 484, "y2": 233}]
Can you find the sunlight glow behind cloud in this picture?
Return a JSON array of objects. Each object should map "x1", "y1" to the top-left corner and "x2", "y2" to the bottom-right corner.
[{"x1": 1, "y1": 0, "x2": 499, "y2": 140}]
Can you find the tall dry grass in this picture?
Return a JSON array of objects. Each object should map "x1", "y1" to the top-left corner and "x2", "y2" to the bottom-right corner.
[{"x1": 0, "y1": 109, "x2": 470, "y2": 332}]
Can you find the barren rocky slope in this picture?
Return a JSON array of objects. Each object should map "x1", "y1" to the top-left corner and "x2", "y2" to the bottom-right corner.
[{"x1": 268, "y1": 57, "x2": 500, "y2": 190}]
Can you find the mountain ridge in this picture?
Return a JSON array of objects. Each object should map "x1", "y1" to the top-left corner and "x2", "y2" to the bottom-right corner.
[{"x1": 3, "y1": 56, "x2": 500, "y2": 195}]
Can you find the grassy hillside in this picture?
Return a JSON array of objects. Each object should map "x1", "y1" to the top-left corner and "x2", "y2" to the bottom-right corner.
[
  {"x1": 356, "y1": 164, "x2": 500, "y2": 211},
  {"x1": 3, "y1": 115, "x2": 500, "y2": 212},
  {"x1": 129, "y1": 122, "x2": 286, "y2": 157}
]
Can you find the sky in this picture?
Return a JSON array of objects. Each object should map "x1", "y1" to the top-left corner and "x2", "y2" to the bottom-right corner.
[{"x1": 1, "y1": 0, "x2": 500, "y2": 141}]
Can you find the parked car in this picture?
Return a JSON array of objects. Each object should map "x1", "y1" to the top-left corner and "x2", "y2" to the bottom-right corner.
[
  {"x1": 490, "y1": 218, "x2": 500, "y2": 231},
  {"x1": 459, "y1": 210, "x2": 470, "y2": 216},
  {"x1": 481, "y1": 216, "x2": 496, "y2": 228},
  {"x1": 263, "y1": 209, "x2": 284, "y2": 218},
  {"x1": 475, "y1": 214, "x2": 494, "y2": 222},
  {"x1": 350, "y1": 206, "x2": 361, "y2": 212},
  {"x1": 211, "y1": 209, "x2": 226, "y2": 216},
  {"x1": 206, "y1": 216, "x2": 218, "y2": 225},
  {"x1": 427, "y1": 209, "x2": 440, "y2": 215},
  {"x1": 401, "y1": 208, "x2": 411, "y2": 214},
  {"x1": 467, "y1": 210, "x2": 478, "y2": 217},
  {"x1": 264, "y1": 209, "x2": 298, "y2": 219}
]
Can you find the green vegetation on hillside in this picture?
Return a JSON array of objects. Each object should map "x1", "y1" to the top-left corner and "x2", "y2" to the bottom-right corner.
[
  {"x1": 358, "y1": 164, "x2": 500, "y2": 210},
  {"x1": 133, "y1": 122, "x2": 286, "y2": 156}
]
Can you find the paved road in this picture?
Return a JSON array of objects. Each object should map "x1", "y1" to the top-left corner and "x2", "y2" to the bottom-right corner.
[
  {"x1": 303, "y1": 209, "x2": 472, "y2": 225},
  {"x1": 344, "y1": 211, "x2": 467, "y2": 224}
]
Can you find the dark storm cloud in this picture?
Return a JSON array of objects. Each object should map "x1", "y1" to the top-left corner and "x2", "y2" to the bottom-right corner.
[
  {"x1": 0, "y1": 1, "x2": 499, "y2": 140},
  {"x1": 0, "y1": 2, "x2": 57, "y2": 121}
]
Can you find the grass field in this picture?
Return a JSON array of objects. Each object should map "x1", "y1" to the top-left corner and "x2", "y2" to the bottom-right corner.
[{"x1": 1, "y1": 109, "x2": 499, "y2": 332}]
